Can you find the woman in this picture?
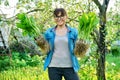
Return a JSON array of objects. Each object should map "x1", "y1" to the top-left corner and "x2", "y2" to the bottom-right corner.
[{"x1": 43, "y1": 8, "x2": 80, "y2": 80}]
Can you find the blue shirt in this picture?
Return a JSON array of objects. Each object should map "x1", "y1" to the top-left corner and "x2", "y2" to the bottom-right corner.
[{"x1": 43, "y1": 25, "x2": 80, "y2": 72}]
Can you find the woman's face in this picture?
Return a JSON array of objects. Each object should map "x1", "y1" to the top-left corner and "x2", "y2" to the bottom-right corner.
[{"x1": 54, "y1": 12, "x2": 67, "y2": 26}]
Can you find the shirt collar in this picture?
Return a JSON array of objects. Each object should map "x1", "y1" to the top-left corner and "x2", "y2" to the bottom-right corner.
[{"x1": 50, "y1": 24, "x2": 71, "y2": 32}]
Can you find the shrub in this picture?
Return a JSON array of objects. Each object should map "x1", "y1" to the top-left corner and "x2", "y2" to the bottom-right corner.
[
  {"x1": 111, "y1": 46, "x2": 120, "y2": 56},
  {"x1": 0, "y1": 52, "x2": 43, "y2": 71},
  {"x1": 9, "y1": 40, "x2": 41, "y2": 56}
]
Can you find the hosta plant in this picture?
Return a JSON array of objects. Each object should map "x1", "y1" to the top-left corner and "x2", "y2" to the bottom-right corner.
[
  {"x1": 16, "y1": 13, "x2": 49, "y2": 54},
  {"x1": 74, "y1": 12, "x2": 99, "y2": 57}
]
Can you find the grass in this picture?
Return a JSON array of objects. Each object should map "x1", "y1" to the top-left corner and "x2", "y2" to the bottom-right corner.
[
  {"x1": 105, "y1": 53, "x2": 120, "y2": 80},
  {"x1": 106, "y1": 53, "x2": 120, "y2": 71}
]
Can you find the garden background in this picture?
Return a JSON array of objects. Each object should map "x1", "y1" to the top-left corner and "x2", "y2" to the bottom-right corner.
[{"x1": 0, "y1": 0, "x2": 120, "y2": 80}]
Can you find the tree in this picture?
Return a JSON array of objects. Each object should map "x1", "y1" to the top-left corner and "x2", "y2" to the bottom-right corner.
[{"x1": 92, "y1": 0, "x2": 110, "y2": 80}]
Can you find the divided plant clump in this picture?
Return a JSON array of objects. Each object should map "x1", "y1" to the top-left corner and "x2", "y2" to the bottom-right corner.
[
  {"x1": 74, "y1": 12, "x2": 99, "y2": 57},
  {"x1": 34, "y1": 35, "x2": 50, "y2": 54},
  {"x1": 16, "y1": 13, "x2": 49, "y2": 54},
  {"x1": 74, "y1": 39, "x2": 90, "y2": 57},
  {"x1": 16, "y1": 12, "x2": 99, "y2": 57}
]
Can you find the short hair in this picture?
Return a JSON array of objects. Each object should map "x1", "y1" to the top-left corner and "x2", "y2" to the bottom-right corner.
[{"x1": 53, "y1": 8, "x2": 67, "y2": 17}]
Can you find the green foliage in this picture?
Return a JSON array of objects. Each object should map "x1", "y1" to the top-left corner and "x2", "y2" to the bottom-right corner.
[
  {"x1": 4, "y1": 0, "x2": 9, "y2": 6},
  {"x1": 26, "y1": 55, "x2": 42, "y2": 67},
  {"x1": 0, "y1": 52, "x2": 43, "y2": 71},
  {"x1": 9, "y1": 41, "x2": 25, "y2": 53},
  {"x1": 9, "y1": 40, "x2": 41, "y2": 55},
  {"x1": 78, "y1": 12, "x2": 99, "y2": 39},
  {"x1": 0, "y1": 66, "x2": 47, "y2": 80},
  {"x1": 16, "y1": 13, "x2": 41, "y2": 37},
  {"x1": 106, "y1": 54, "x2": 120, "y2": 79},
  {"x1": 0, "y1": 56, "x2": 11, "y2": 71},
  {"x1": 111, "y1": 46, "x2": 120, "y2": 56},
  {"x1": 0, "y1": 0, "x2": 120, "y2": 79},
  {"x1": 0, "y1": 53, "x2": 120, "y2": 80}
]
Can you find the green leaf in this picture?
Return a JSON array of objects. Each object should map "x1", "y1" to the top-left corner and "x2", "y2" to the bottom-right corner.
[
  {"x1": 16, "y1": 13, "x2": 41, "y2": 37},
  {"x1": 17, "y1": 13, "x2": 26, "y2": 21},
  {"x1": 4, "y1": 0, "x2": 9, "y2": 6},
  {"x1": 78, "y1": 12, "x2": 99, "y2": 39}
]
